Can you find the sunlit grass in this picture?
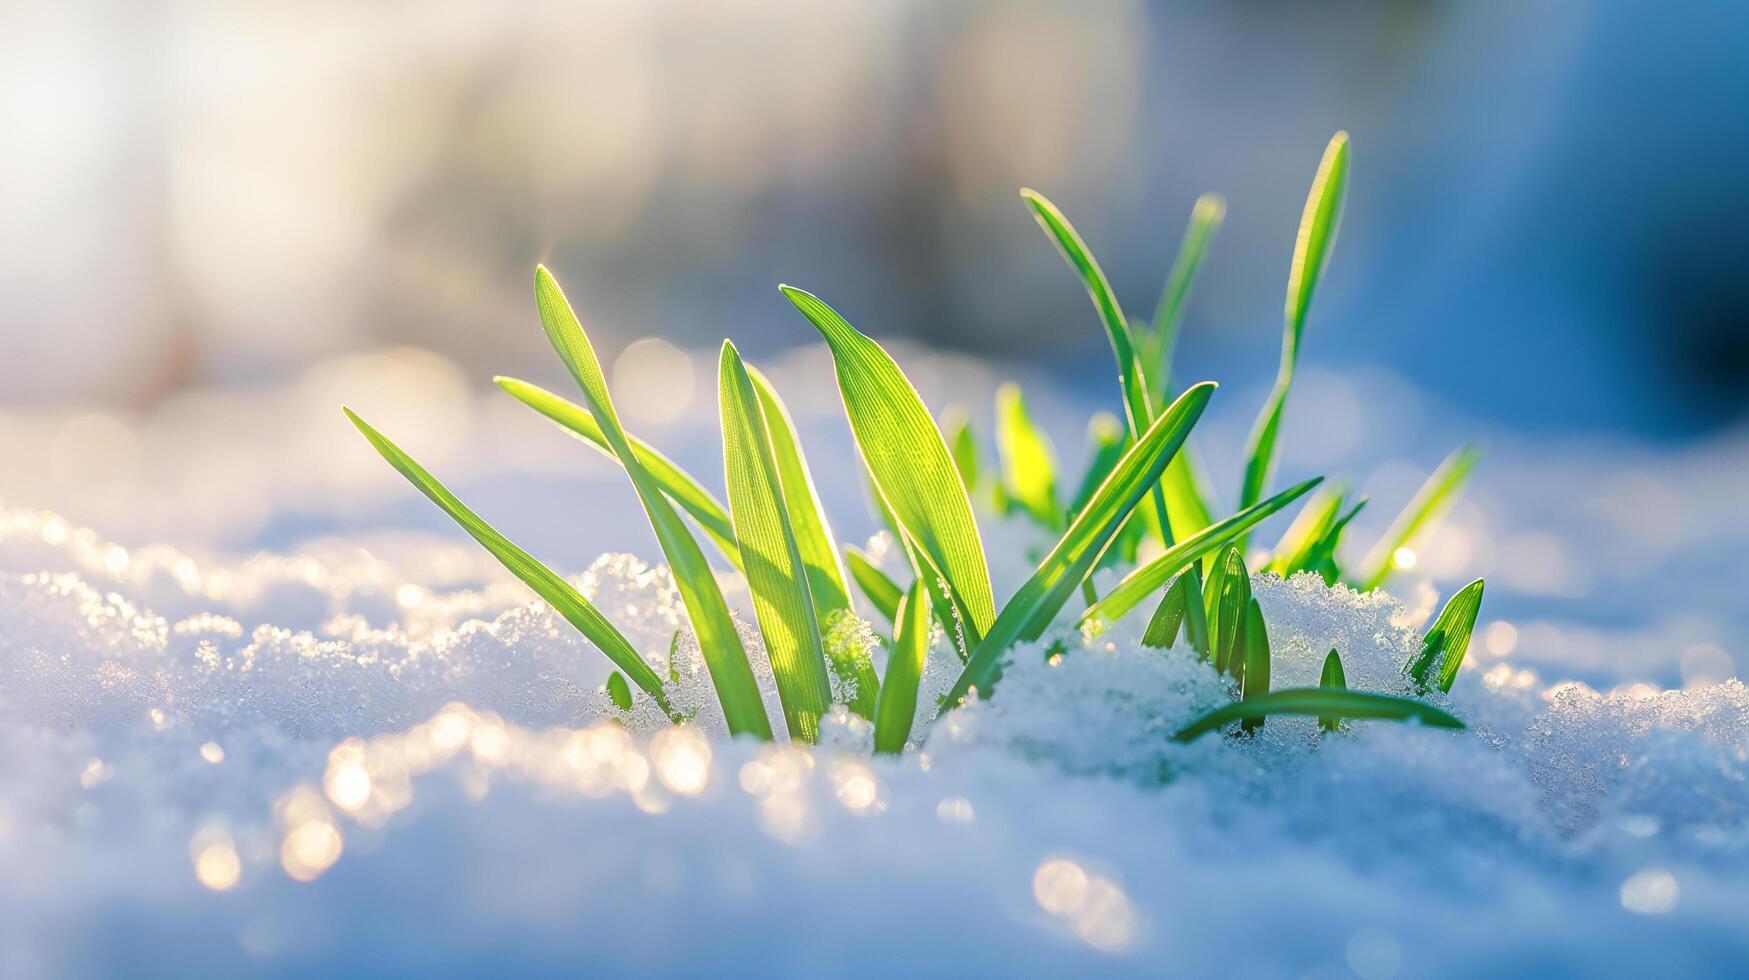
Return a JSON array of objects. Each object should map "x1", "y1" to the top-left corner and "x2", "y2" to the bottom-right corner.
[{"x1": 347, "y1": 131, "x2": 1483, "y2": 751}]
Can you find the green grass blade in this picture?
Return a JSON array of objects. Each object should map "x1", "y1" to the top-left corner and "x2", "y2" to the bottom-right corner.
[
  {"x1": 1150, "y1": 192, "x2": 1227, "y2": 395},
  {"x1": 1357, "y1": 443, "x2": 1481, "y2": 591},
  {"x1": 744, "y1": 364, "x2": 854, "y2": 620},
  {"x1": 345, "y1": 409, "x2": 669, "y2": 709},
  {"x1": 1141, "y1": 566, "x2": 1209, "y2": 654},
  {"x1": 1020, "y1": 189, "x2": 1171, "y2": 543},
  {"x1": 719, "y1": 342, "x2": 834, "y2": 742},
  {"x1": 944, "y1": 382, "x2": 1215, "y2": 705},
  {"x1": 495, "y1": 376, "x2": 742, "y2": 571},
  {"x1": 535, "y1": 266, "x2": 771, "y2": 740},
  {"x1": 846, "y1": 547, "x2": 902, "y2": 623},
  {"x1": 1161, "y1": 447, "x2": 1219, "y2": 544},
  {"x1": 1141, "y1": 570, "x2": 1190, "y2": 649},
  {"x1": 1238, "y1": 132, "x2": 1350, "y2": 526},
  {"x1": 944, "y1": 407, "x2": 981, "y2": 498},
  {"x1": 1306, "y1": 496, "x2": 1368, "y2": 585},
  {"x1": 605, "y1": 671, "x2": 633, "y2": 712},
  {"x1": 873, "y1": 579, "x2": 931, "y2": 754},
  {"x1": 1080, "y1": 477, "x2": 1323, "y2": 629},
  {"x1": 1407, "y1": 578, "x2": 1485, "y2": 694},
  {"x1": 783, "y1": 285, "x2": 996, "y2": 642},
  {"x1": 1268, "y1": 483, "x2": 1346, "y2": 577},
  {"x1": 1173, "y1": 688, "x2": 1463, "y2": 743},
  {"x1": 1240, "y1": 598, "x2": 1270, "y2": 731},
  {"x1": 1066, "y1": 412, "x2": 1125, "y2": 521},
  {"x1": 1210, "y1": 548, "x2": 1252, "y2": 678},
  {"x1": 995, "y1": 383, "x2": 1062, "y2": 529},
  {"x1": 1020, "y1": 189, "x2": 1153, "y2": 436},
  {"x1": 1319, "y1": 648, "x2": 1346, "y2": 732}
]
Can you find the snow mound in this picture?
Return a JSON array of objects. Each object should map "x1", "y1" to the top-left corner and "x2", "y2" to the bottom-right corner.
[{"x1": 4, "y1": 507, "x2": 1749, "y2": 977}]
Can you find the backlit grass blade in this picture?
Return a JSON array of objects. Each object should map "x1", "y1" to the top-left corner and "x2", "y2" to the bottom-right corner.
[
  {"x1": 1319, "y1": 648, "x2": 1346, "y2": 732},
  {"x1": 1210, "y1": 548, "x2": 1251, "y2": 678},
  {"x1": 1080, "y1": 477, "x2": 1323, "y2": 629},
  {"x1": 496, "y1": 376, "x2": 742, "y2": 571},
  {"x1": 846, "y1": 547, "x2": 902, "y2": 624},
  {"x1": 1268, "y1": 483, "x2": 1346, "y2": 577},
  {"x1": 1020, "y1": 189, "x2": 1171, "y2": 540},
  {"x1": 605, "y1": 671, "x2": 633, "y2": 712},
  {"x1": 344, "y1": 409, "x2": 669, "y2": 711},
  {"x1": 1141, "y1": 569, "x2": 1189, "y2": 649},
  {"x1": 1020, "y1": 189, "x2": 1152, "y2": 436},
  {"x1": 1173, "y1": 688, "x2": 1463, "y2": 743},
  {"x1": 1238, "y1": 132, "x2": 1350, "y2": 530},
  {"x1": 745, "y1": 364, "x2": 854, "y2": 620},
  {"x1": 783, "y1": 285, "x2": 996, "y2": 642},
  {"x1": 873, "y1": 579, "x2": 931, "y2": 755},
  {"x1": 1357, "y1": 443, "x2": 1481, "y2": 591},
  {"x1": 719, "y1": 341, "x2": 834, "y2": 742},
  {"x1": 535, "y1": 266, "x2": 771, "y2": 740},
  {"x1": 1305, "y1": 496, "x2": 1367, "y2": 585},
  {"x1": 1240, "y1": 598, "x2": 1270, "y2": 732},
  {"x1": 1407, "y1": 578, "x2": 1485, "y2": 694},
  {"x1": 944, "y1": 382, "x2": 1215, "y2": 705},
  {"x1": 944, "y1": 408, "x2": 981, "y2": 498},
  {"x1": 1149, "y1": 192, "x2": 1226, "y2": 396},
  {"x1": 996, "y1": 383, "x2": 1061, "y2": 529},
  {"x1": 1162, "y1": 448, "x2": 1219, "y2": 545},
  {"x1": 1066, "y1": 413, "x2": 1125, "y2": 521}
]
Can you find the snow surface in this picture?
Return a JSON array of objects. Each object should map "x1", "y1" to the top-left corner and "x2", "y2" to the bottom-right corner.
[
  {"x1": 4, "y1": 344, "x2": 1748, "y2": 977},
  {"x1": 4, "y1": 501, "x2": 1749, "y2": 979}
]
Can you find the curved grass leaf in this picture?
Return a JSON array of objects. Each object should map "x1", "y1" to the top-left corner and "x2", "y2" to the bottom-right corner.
[
  {"x1": 345, "y1": 409, "x2": 670, "y2": 711},
  {"x1": 1141, "y1": 565, "x2": 1207, "y2": 652},
  {"x1": 495, "y1": 376, "x2": 741, "y2": 571},
  {"x1": 1269, "y1": 483, "x2": 1347, "y2": 577},
  {"x1": 944, "y1": 383, "x2": 1215, "y2": 705},
  {"x1": 1238, "y1": 132, "x2": 1350, "y2": 529},
  {"x1": 1174, "y1": 688, "x2": 1463, "y2": 743},
  {"x1": 1067, "y1": 412, "x2": 1126, "y2": 521},
  {"x1": 719, "y1": 341, "x2": 834, "y2": 741},
  {"x1": 783, "y1": 285, "x2": 996, "y2": 642},
  {"x1": 1080, "y1": 477, "x2": 1323, "y2": 629},
  {"x1": 1240, "y1": 598, "x2": 1270, "y2": 732},
  {"x1": 1162, "y1": 448, "x2": 1219, "y2": 546},
  {"x1": 1358, "y1": 443, "x2": 1481, "y2": 591},
  {"x1": 1210, "y1": 547, "x2": 1252, "y2": 678},
  {"x1": 943, "y1": 407, "x2": 981, "y2": 498},
  {"x1": 1319, "y1": 649, "x2": 1346, "y2": 732},
  {"x1": 873, "y1": 580, "x2": 931, "y2": 754},
  {"x1": 1407, "y1": 578, "x2": 1485, "y2": 694},
  {"x1": 1020, "y1": 189, "x2": 1172, "y2": 541},
  {"x1": 1020, "y1": 189, "x2": 1152, "y2": 436},
  {"x1": 846, "y1": 548, "x2": 903, "y2": 624},
  {"x1": 996, "y1": 383, "x2": 1061, "y2": 529},
  {"x1": 745, "y1": 365, "x2": 854, "y2": 620},
  {"x1": 605, "y1": 671, "x2": 633, "y2": 712},
  {"x1": 1149, "y1": 192, "x2": 1227, "y2": 397},
  {"x1": 1305, "y1": 496, "x2": 1367, "y2": 585},
  {"x1": 535, "y1": 266, "x2": 771, "y2": 740}
]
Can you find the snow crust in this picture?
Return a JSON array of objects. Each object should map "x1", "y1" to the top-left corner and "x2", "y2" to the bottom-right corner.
[{"x1": 4, "y1": 504, "x2": 1749, "y2": 978}]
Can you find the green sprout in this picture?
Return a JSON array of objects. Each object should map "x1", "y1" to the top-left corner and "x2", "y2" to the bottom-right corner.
[{"x1": 346, "y1": 132, "x2": 1483, "y2": 750}]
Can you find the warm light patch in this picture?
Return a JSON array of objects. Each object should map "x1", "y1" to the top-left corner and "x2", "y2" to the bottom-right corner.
[
  {"x1": 651, "y1": 726, "x2": 711, "y2": 796},
  {"x1": 190, "y1": 827, "x2": 241, "y2": 892}
]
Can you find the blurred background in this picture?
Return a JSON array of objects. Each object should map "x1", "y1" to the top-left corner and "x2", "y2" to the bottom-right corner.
[{"x1": 3, "y1": 0, "x2": 1747, "y2": 687}]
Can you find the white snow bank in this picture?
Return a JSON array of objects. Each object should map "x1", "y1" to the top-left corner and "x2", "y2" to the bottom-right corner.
[{"x1": 4, "y1": 505, "x2": 1749, "y2": 978}]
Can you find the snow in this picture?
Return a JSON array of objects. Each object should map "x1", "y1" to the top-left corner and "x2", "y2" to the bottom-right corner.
[
  {"x1": 4, "y1": 346, "x2": 1749, "y2": 976},
  {"x1": 4, "y1": 502, "x2": 1749, "y2": 978}
]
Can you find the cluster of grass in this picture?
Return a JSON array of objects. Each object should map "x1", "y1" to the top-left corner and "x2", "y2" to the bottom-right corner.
[{"x1": 347, "y1": 131, "x2": 1483, "y2": 751}]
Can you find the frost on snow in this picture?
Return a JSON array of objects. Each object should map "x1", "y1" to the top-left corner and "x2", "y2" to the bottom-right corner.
[{"x1": 3, "y1": 506, "x2": 1749, "y2": 978}]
